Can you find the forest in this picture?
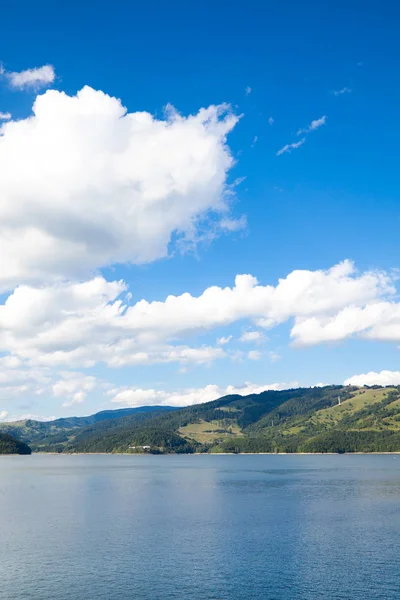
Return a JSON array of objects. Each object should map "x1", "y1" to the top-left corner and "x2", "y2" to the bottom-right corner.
[
  {"x1": 0, "y1": 432, "x2": 32, "y2": 455},
  {"x1": 2, "y1": 385, "x2": 400, "y2": 454}
]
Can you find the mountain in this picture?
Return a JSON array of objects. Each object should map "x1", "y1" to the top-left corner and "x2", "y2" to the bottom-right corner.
[
  {"x1": 65, "y1": 385, "x2": 400, "y2": 454},
  {"x1": 4, "y1": 385, "x2": 400, "y2": 454},
  {"x1": 0, "y1": 432, "x2": 31, "y2": 455},
  {"x1": 0, "y1": 405, "x2": 177, "y2": 452}
]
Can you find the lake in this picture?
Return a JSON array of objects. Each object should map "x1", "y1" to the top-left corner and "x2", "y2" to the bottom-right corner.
[{"x1": 0, "y1": 454, "x2": 399, "y2": 599}]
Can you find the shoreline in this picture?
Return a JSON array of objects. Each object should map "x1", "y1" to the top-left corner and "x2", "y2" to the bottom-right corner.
[{"x1": 28, "y1": 451, "x2": 400, "y2": 456}]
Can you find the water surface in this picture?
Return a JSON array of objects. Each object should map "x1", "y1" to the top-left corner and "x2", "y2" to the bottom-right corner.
[{"x1": 0, "y1": 454, "x2": 399, "y2": 599}]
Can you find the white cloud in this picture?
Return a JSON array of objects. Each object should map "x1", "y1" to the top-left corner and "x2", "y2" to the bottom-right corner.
[
  {"x1": 269, "y1": 351, "x2": 281, "y2": 363},
  {"x1": 219, "y1": 215, "x2": 247, "y2": 232},
  {"x1": 0, "y1": 360, "x2": 99, "y2": 413},
  {"x1": 106, "y1": 345, "x2": 226, "y2": 368},
  {"x1": 290, "y1": 301, "x2": 400, "y2": 346},
  {"x1": 7, "y1": 65, "x2": 55, "y2": 89},
  {"x1": 0, "y1": 260, "x2": 393, "y2": 369},
  {"x1": 217, "y1": 335, "x2": 233, "y2": 345},
  {"x1": 52, "y1": 371, "x2": 97, "y2": 407},
  {"x1": 268, "y1": 117, "x2": 274, "y2": 125},
  {"x1": 245, "y1": 86, "x2": 252, "y2": 95},
  {"x1": 276, "y1": 138, "x2": 305, "y2": 156},
  {"x1": 239, "y1": 330, "x2": 265, "y2": 343},
  {"x1": 297, "y1": 115, "x2": 326, "y2": 135},
  {"x1": 252, "y1": 135, "x2": 258, "y2": 147},
  {"x1": 0, "y1": 360, "x2": 51, "y2": 399},
  {"x1": 110, "y1": 381, "x2": 290, "y2": 408},
  {"x1": 248, "y1": 350, "x2": 262, "y2": 360},
  {"x1": 0, "y1": 411, "x2": 8, "y2": 421},
  {"x1": 0, "y1": 112, "x2": 11, "y2": 120},
  {"x1": 3, "y1": 413, "x2": 57, "y2": 423},
  {"x1": 0, "y1": 86, "x2": 239, "y2": 291},
  {"x1": 344, "y1": 370, "x2": 400, "y2": 387},
  {"x1": 333, "y1": 87, "x2": 351, "y2": 96}
]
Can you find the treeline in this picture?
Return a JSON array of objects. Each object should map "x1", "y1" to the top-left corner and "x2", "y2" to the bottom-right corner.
[
  {"x1": 215, "y1": 430, "x2": 400, "y2": 454},
  {"x1": 299, "y1": 430, "x2": 400, "y2": 453}
]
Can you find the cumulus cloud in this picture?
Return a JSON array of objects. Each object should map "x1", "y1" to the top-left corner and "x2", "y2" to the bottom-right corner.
[
  {"x1": 6, "y1": 64, "x2": 55, "y2": 89},
  {"x1": 0, "y1": 260, "x2": 394, "y2": 369},
  {"x1": 276, "y1": 138, "x2": 305, "y2": 156},
  {"x1": 297, "y1": 115, "x2": 326, "y2": 135},
  {"x1": 0, "y1": 259, "x2": 398, "y2": 417},
  {"x1": 110, "y1": 381, "x2": 290, "y2": 408},
  {"x1": 290, "y1": 301, "x2": 400, "y2": 346},
  {"x1": 52, "y1": 371, "x2": 97, "y2": 407},
  {"x1": 0, "y1": 359, "x2": 99, "y2": 413},
  {"x1": 0, "y1": 112, "x2": 11, "y2": 120},
  {"x1": 0, "y1": 358, "x2": 51, "y2": 399},
  {"x1": 248, "y1": 350, "x2": 262, "y2": 360},
  {"x1": 344, "y1": 370, "x2": 400, "y2": 387},
  {"x1": 2, "y1": 413, "x2": 57, "y2": 423},
  {"x1": 0, "y1": 411, "x2": 8, "y2": 421},
  {"x1": 239, "y1": 330, "x2": 265, "y2": 343},
  {"x1": 0, "y1": 86, "x2": 239, "y2": 291},
  {"x1": 217, "y1": 335, "x2": 233, "y2": 345}
]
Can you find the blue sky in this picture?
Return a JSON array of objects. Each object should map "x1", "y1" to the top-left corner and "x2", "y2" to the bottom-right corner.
[{"x1": 0, "y1": 0, "x2": 400, "y2": 419}]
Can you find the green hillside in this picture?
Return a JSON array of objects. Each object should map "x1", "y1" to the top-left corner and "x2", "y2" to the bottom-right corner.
[
  {"x1": 0, "y1": 432, "x2": 32, "y2": 455},
  {"x1": 65, "y1": 385, "x2": 400, "y2": 454},
  {"x1": 0, "y1": 406, "x2": 177, "y2": 452},
  {"x1": 3, "y1": 385, "x2": 400, "y2": 454}
]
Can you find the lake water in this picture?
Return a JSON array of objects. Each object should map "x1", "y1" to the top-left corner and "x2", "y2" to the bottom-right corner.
[{"x1": 0, "y1": 454, "x2": 399, "y2": 599}]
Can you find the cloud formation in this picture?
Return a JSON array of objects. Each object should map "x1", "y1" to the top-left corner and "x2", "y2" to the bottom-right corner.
[
  {"x1": 0, "y1": 260, "x2": 393, "y2": 372},
  {"x1": 333, "y1": 87, "x2": 351, "y2": 96},
  {"x1": 0, "y1": 112, "x2": 11, "y2": 120},
  {"x1": 0, "y1": 259, "x2": 398, "y2": 415},
  {"x1": 6, "y1": 64, "x2": 55, "y2": 89},
  {"x1": 110, "y1": 381, "x2": 291, "y2": 408},
  {"x1": 276, "y1": 138, "x2": 305, "y2": 156},
  {"x1": 0, "y1": 87, "x2": 239, "y2": 291},
  {"x1": 344, "y1": 370, "x2": 400, "y2": 387},
  {"x1": 239, "y1": 330, "x2": 265, "y2": 343},
  {"x1": 52, "y1": 372, "x2": 97, "y2": 407},
  {"x1": 297, "y1": 115, "x2": 326, "y2": 135}
]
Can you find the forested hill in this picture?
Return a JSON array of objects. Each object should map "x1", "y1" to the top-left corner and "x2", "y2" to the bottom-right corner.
[
  {"x1": 0, "y1": 432, "x2": 31, "y2": 455},
  {"x1": 0, "y1": 405, "x2": 177, "y2": 452},
  {"x1": 4, "y1": 384, "x2": 400, "y2": 454},
  {"x1": 66, "y1": 385, "x2": 400, "y2": 453}
]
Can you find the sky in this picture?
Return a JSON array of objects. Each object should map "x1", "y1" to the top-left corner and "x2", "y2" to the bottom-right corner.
[{"x1": 0, "y1": 0, "x2": 400, "y2": 420}]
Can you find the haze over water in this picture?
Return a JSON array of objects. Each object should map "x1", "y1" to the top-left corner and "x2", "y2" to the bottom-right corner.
[{"x1": 1, "y1": 454, "x2": 399, "y2": 600}]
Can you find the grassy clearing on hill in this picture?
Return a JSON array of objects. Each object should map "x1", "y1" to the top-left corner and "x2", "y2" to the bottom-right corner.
[{"x1": 179, "y1": 419, "x2": 242, "y2": 443}]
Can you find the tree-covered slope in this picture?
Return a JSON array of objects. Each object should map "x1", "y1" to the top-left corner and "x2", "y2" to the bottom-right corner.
[
  {"x1": 0, "y1": 432, "x2": 31, "y2": 455},
  {"x1": 65, "y1": 385, "x2": 400, "y2": 454},
  {"x1": 4, "y1": 385, "x2": 400, "y2": 454},
  {"x1": 0, "y1": 405, "x2": 177, "y2": 452}
]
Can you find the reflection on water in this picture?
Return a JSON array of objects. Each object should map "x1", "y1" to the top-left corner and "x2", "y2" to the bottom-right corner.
[{"x1": 0, "y1": 454, "x2": 399, "y2": 599}]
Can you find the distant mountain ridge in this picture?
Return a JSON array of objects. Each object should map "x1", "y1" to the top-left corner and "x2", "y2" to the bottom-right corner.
[
  {"x1": 0, "y1": 405, "x2": 177, "y2": 452},
  {"x1": 2, "y1": 385, "x2": 400, "y2": 453}
]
